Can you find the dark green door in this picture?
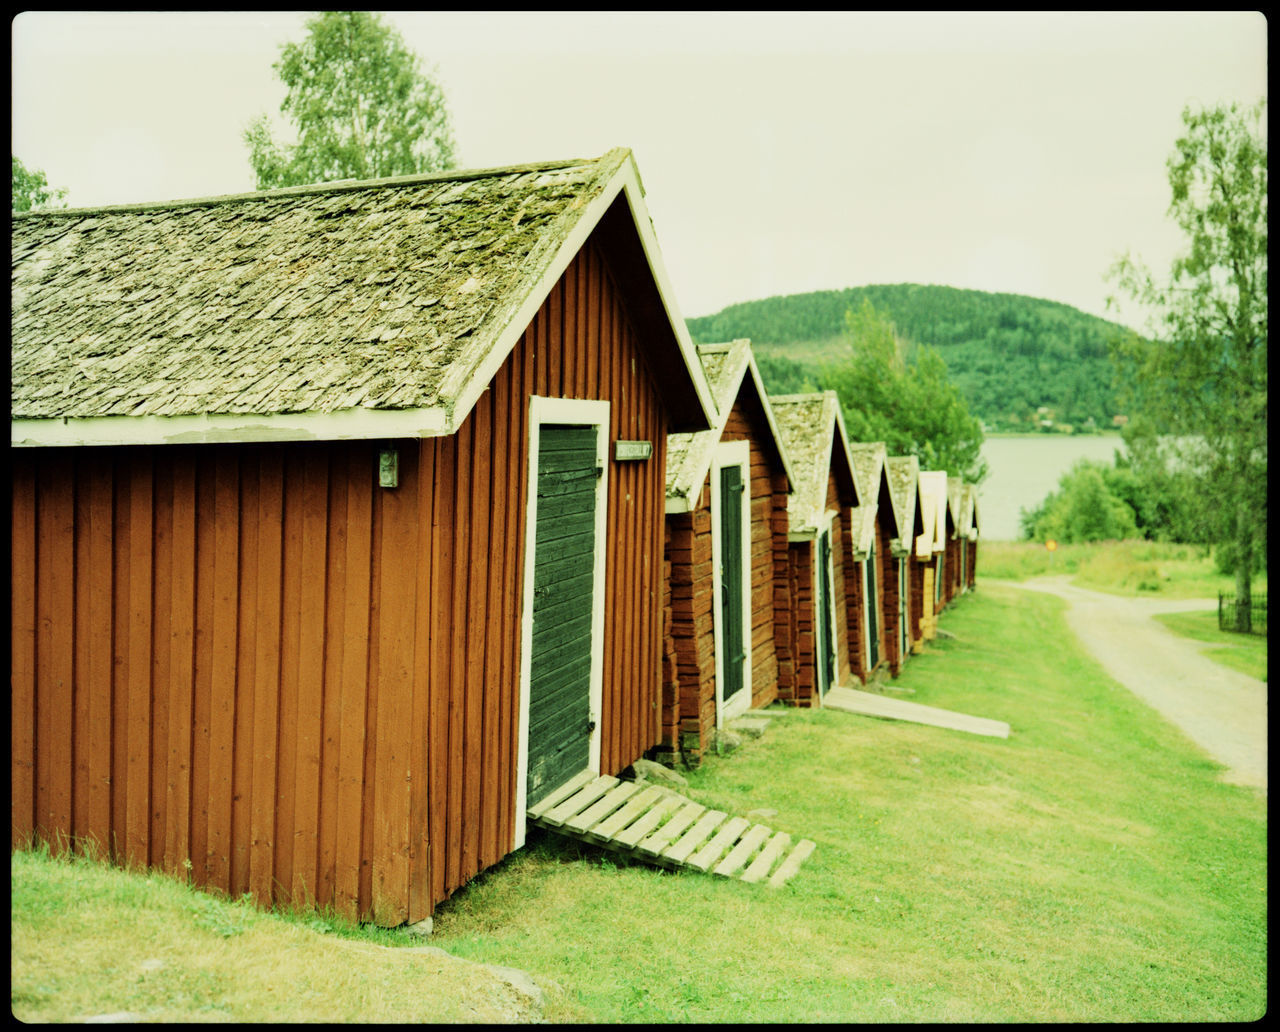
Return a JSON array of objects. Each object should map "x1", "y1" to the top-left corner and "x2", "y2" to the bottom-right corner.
[
  {"x1": 815, "y1": 529, "x2": 836, "y2": 696},
  {"x1": 719, "y1": 464, "x2": 746, "y2": 708},
  {"x1": 526, "y1": 424, "x2": 600, "y2": 808},
  {"x1": 866, "y1": 537, "x2": 880, "y2": 669},
  {"x1": 898, "y1": 556, "x2": 909, "y2": 657}
]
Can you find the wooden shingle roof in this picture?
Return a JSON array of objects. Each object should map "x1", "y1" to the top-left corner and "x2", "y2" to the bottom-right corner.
[
  {"x1": 664, "y1": 339, "x2": 795, "y2": 512},
  {"x1": 961, "y1": 482, "x2": 980, "y2": 540},
  {"x1": 12, "y1": 148, "x2": 716, "y2": 446},
  {"x1": 885, "y1": 454, "x2": 920, "y2": 554},
  {"x1": 846, "y1": 441, "x2": 898, "y2": 558},
  {"x1": 770, "y1": 391, "x2": 859, "y2": 537},
  {"x1": 916, "y1": 470, "x2": 949, "y2": 558}
]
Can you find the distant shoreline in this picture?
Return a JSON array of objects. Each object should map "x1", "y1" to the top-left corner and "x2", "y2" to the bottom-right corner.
[{"x1": 983, "y1": 431, "x2": 1124, "y2": 440}]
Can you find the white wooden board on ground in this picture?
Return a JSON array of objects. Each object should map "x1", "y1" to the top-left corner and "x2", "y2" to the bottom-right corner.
[
  {"x1": 527, "y1": 773, "x2": 815, "y2": 887},
  {"x1": 824, "y1": 685, "x2": 1010, "y2": 738}
]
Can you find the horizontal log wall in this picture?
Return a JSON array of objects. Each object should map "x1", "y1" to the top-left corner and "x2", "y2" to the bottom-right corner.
[
  {"x1": 908, "y1": 555, "x2": 927, "y2": 652},
  {"x1": 11, "y1": 236, "x2": 670, "y2": 924},
  {"x1": 784, "y1": 539, "x2": 814, "y2": 706}
]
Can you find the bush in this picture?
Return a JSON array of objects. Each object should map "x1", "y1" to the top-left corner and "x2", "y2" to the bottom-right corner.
[{"x1": 1021, "y1": 460, "x2": 1138, "y2": 544}]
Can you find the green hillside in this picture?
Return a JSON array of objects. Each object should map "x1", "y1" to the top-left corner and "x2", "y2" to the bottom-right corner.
[{"x1": 687, "y1": 284, "x2": 1136, "y2": 432}]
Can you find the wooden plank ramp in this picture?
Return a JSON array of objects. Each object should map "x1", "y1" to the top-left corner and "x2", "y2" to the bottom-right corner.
[{"x1": 528, "y1": 774, "x2": 815, "y2": 887}]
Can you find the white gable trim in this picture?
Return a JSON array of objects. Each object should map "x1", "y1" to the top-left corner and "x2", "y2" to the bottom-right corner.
[
  {"x1": 444, "y1": 155, "x2": 717, "y2": 440},
  {"x1": 10, "y1": 406, "x2": 449, "y2": 448}
]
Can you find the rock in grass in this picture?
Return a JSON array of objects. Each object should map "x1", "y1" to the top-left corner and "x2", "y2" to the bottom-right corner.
[{"x1": 629, "y1": 757, "x2": 688, "y2": 787}]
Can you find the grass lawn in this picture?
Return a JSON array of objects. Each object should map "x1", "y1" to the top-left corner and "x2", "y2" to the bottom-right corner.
[
  {"x1": 11, "y1": 584, "x2": 1267, "y2": 1022},
  {"x1": 980, "y1": 539, "x2": 1267, "y2": 600},
  {"x1": 1153, "y1": 609, "x2": 1268, "y2": 683}
]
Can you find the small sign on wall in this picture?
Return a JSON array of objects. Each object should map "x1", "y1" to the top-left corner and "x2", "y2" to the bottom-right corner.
[{"x1": 614, "y1": 440, "x2": 652, "y2": 461}]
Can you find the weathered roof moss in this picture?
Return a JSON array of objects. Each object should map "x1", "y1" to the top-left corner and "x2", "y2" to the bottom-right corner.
[
  {"x1": 770, "y1": 391, "x2": 856, "y2": 535},
  {"x1": 847, "y1": 442, "x2": 889, "y2": 556},
  {"x1": 664, "y1": 339, "x2": 795, "y2": 508},
  {"x1": 12, "y1": 152, "x2": 628, "y2": 422},
  {"x1": 885, "y1": 454, "x2": 920, "y2": 548}
]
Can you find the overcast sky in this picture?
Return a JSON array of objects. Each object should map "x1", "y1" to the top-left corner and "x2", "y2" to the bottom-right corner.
[{"x1": 11, "y1": 11, "x2": 1267, "y2": 331}]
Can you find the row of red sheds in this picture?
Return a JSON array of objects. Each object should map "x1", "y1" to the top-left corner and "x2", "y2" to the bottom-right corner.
[{"x1": 11, "y1": 148, "x2": 978, "y2": 926}]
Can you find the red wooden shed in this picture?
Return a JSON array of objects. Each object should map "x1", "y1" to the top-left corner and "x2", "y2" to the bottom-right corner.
[
  {"x1": 845, "y1": 443, "x2": 903, "y2": 684},
  {"x1": 945, "y1": 477, "x2": 965, "y2": 605},
  {"x1": 769, "y1": 392, "x2": 862, "y2": 707},
  {"x1": 963, "y1": 484, "x2": 980, "y2": 589},
  {"x1": 884, "y1": 454, "x2": 924, "y2": 676},
  {"x1": 915, "y1": 470, "x2": 949, "y2": 641},
  {"x1": 10, "y1": 148, "x2": 717, "y2": 926},
  {"x1": 660, "y1": 340, "x2": 796, "y2": 767}
]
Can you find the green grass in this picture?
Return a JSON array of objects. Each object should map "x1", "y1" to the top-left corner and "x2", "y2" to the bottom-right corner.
[
  {"x1": 1153, "y1": 609, "x2": 1268, "y2": 682},
  {"x1": 427, "y1": 585, "x2": 1265, "y2": 1021},
  {"x1": 10, "y1": 843, "x2": 550, "y2": 1023},
  {"x1": 980, "y1": 539, "x2": 1267, "y2": 599},
  {"x1": 11, "y1": 585, "x2": 1267, "y2": 1022}
]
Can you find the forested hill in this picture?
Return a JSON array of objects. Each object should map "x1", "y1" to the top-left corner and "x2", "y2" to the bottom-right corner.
[{"x1": 686, "y1": 283, "x2": 1136, "y2": 431}]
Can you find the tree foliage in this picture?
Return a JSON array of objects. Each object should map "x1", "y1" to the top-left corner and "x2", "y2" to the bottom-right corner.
[
  {"x1": 1106, "y1": 99, "x2": 1267, "y2": 623},
  {"x1": 687, "y1": 283, "x2": 1133, "y2": 430},
  {"x1": 12, "y1": 156, "x2": 67, "y2": 212},
  {"x1": 824, "y1": 299, "x2": 988, "y2": 483},
  {"x1": 245, "y1": 11, "x2": 456, "y2": 190},
  {"x1": 1020, "y1": 459, "x2": 1140, "y2": 544}
]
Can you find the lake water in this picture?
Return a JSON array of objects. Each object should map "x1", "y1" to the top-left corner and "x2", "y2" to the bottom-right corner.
[{"x1": 977, "y1": 434, "x2": 1128, "y2": 541}]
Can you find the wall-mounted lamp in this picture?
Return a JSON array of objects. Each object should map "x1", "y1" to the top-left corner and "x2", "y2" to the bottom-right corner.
[{"x1": 379, "y1": 447, "x2": 399, "y2": 488}]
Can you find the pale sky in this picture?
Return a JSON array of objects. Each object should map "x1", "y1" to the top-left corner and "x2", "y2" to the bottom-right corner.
[{"x1": 10, "y1": 11, "x2": 1267, "y2": 331}]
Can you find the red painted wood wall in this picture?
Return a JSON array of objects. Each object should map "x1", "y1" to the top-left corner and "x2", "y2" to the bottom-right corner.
[{"x1": 10, "y1": 236, "x2": 670, "y2": 924}]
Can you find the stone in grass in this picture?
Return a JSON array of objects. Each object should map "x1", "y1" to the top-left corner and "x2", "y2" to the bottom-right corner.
[
  {"x1": 729, "y1": 716, "x2": 770, "y2": 738},
  {"x1": 405, "y1": 916, "x2": 434, "y2": 937},
  {"x1": 629, "y1": 757, "x2": 688, "y2": 787},
  {"x1": 711, "y1": 728, "x2": 743, "y2": 755},
  {"x1": 746, "y1": 808, "x2": 779, "y2": 820}
]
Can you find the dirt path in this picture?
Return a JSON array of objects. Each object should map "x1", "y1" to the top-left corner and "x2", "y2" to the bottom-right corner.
[{"x1": 1003, "y1": 576, "x2": 1267, "y2": 794}]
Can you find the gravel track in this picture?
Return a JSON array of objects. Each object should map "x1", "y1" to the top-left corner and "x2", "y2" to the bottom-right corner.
[{"x1": 1002, "y1": 576, "x2": 1267, "y2": 794}]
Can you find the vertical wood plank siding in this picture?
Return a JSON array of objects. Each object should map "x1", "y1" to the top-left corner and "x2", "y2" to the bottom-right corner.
[{"x1": 10, "y1": 238, "x2": 669, "y2": 922}]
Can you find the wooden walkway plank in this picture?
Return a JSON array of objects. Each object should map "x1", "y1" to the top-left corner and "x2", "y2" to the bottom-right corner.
[
  {"x1": 613, "y1": 794, "x2": 683, "y2": 849},
  {"x1": 662, "y1": 810, "x2": 726, "y2": 865},
  {"x1": 767, "y1": 839, "x2": 816, "y2": 888},
  {"x1": 687, "y1": 816, "x2": 750, "y2": 873},
  {"x1": 713, "y1": 823, "x2": 771, "y2": 878},
  {"x1": 740, "y1": 831, "x2": 791, "y2": 884},
  {"x1": 527, "y1": 770, "x2": 596, "y2": 821},
  {"x1": 563, "y1": 781, "x2": 640, "y2": 835},
  {"x1": 586, "y1": 785, "x2": 668, "y2": 843},
  {"x1": 636, "y1": 801, "x2": 704, "y2": 857},
  {"x1": 528, "y1": 778, "x2": 818, "y2": 888},
  {"x1": 541, "y1": 775, "x2": 619, "y2": 827}
]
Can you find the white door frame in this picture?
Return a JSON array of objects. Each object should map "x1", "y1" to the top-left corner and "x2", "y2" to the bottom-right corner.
[
  {"x1": 711, "y1": 440, "x2": 752, "y2": 727},
  {"x1": 861, "y1": 533, "x2": 879, "y2": 673},
  {"x1": 814, "y1": 509, "x2": 840, "y2": 705},
  {"x1": 513, "y1": 395, "x2": 610, "y2": 848}
]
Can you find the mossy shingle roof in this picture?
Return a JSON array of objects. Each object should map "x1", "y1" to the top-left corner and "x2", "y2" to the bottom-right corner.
[
  {"x1": 770, "y1": 391, "x2": 858, "y2": 535},
  {"x1": 847, "y1": 441, "x2": 892, "y2": 556},
  {"x1": 664, "y1": 339, "x2": 795, "y2": 509},
  {"x1": 12, "y1": 148, "x2": 713, "y2": 443},
  {"x1": 885, "y1": 454, "x2": 920, "y2": 549}
]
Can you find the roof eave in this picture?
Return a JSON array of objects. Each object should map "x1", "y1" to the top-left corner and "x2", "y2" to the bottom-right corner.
[{"x1": 10, "y1": 405, "x2": 449, "y2": 448}]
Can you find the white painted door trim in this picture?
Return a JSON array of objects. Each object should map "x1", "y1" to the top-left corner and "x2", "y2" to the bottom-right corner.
[
  {"x1": 513, "y1": 395, "x2": 610, "y2": 849},
  {"x1": 711, "y1": 440, "x2": 752, "y2": 728},
  {"x1": 814, "y1": 509, "x2": 840, "y2": 705}
]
